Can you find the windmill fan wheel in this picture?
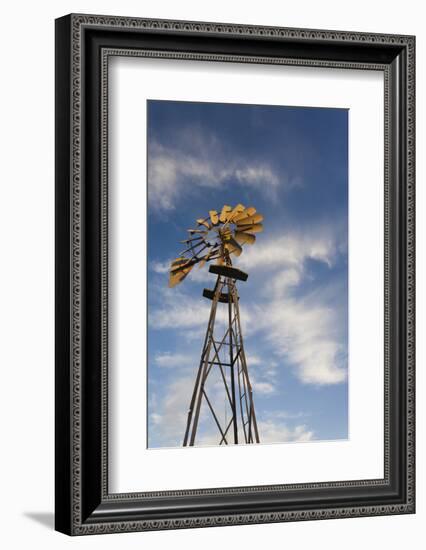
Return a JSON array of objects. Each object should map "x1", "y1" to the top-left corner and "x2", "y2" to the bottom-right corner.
[{"x1": 169, "y1": 203, "x2": 263, "y2": 287}]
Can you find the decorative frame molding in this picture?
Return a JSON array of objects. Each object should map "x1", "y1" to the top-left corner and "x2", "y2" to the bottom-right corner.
[{"x1": 55, "y1": 14, "x2": 415, "y2": 535}]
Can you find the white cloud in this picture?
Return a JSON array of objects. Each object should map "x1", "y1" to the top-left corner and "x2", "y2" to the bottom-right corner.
[
  {"x1": 150, "y1": 260, "x2": 169, "y2": 274},
  {"x1": 263, "y1": 409, "x2": 311, "y2": 420},
  {"x1": 251, "y1": 379, "x2": 275, "y2": 395},
  {"x1": 235, "y1": 166, "x2": 279, "y2": 189},
  {"x1": 242, "y1": 227, "x2": 347, "y2": 386},
  {"x1": 256, "y1": 297, "x2": 347, "y2": 385},
  {"x1": 150, "y1": 380, "x2": 314, "y2": 447},
  {"x1": 245, "y1": 353, "x2": 278, "y2": 394},
  {"x1": 194, "y1": 420, "x2": 314, "y2": 447},
  {"x1": 186, "y1": 264, "x2": 215, "y2": 284},
  {"x1": 150, "y1": 226, "x2": 347, "y2": 386},
  {"x1": 149, "y1": 352, "x2": 315, "y2": 447},
  {"x1": 257, "y1": 420, "x2": 314, "y2": 444},
  {"x1": 149, "y1": 375, "x2": 193, "y2": 447},
  {"x1": 150, "y1": 412, "x2": 162, "y2": 426},
  {"x1": 149, "y1": 287, "x2": 216, "y2": 330},
  {"x1": 149, "y1": 284, "x2": 252, "y2": 336},
  {"x1": 149, "y1": 364, "x2": 239, "y2": 447},
  {"x1": 238, "y1": 230, "x2": 338, "y2": 273},
  {"x1": 148, "y1": 128, "x2": 285, "y2": 211},
  {"x1": 269, "y1": 268, "x2": 302, "y2": 297},
  {"x1": 245, "y1": 353, "x2": 263, "y2": 366},
  {"x1": 153, "y1": 352, "x2": 196, "y2": 369}
]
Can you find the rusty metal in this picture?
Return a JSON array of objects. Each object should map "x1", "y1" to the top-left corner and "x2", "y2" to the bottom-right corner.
[
  {"x1": 183, "y1": 264, "x2": 260, "y2": 446},
  {"x1": 170, "y1": 204, "x2": 262, "y2": 446}
]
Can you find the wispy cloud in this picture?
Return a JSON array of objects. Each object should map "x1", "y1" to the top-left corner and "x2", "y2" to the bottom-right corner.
[
  {"x1": 148, "y1": 375, "x2": 193, "y2": 447},
  {"x1": 239, "y1": 226, "x2": 348, "y2": 386},
  {"x1": 256, "y1": 297, "x2": 347, "y2": 385},
  {"x1": 193, "y1": 421, "x2": 313, "y2": 447},
  {"x1": 150, "y1": 224, "x2": 347, "y2": 386},
  {"x1": 245, "y1": 353, "x2": 279, "y2": 395},
  {"x1": 149, "y1": 286, "x2": 214, "y2": 330},
  {"x1": 148, "y1": 127, "x2": 289, "y2": 211},
  {"x1": 153, "y1": 352, "x2": 196, "y2": 369},
  {"x1": 148, "y1": 284, "x2": 253, "y2": 337},
  {"x1": 150, "y1": 260, "x2": 169, "y2": 274},
  {"x1": 149, "y1": 369, "x2": 314, "y2": 447},
  {"x1": 238, "y1": 228, "x2": 340, "y2": 274},
  {"x1": 250, "y1": 379, "x2": 275, "y2": 395},
  {"x1": 263, "y1": 409, "x2": 311, "y2": 420},
  {"x1": 257, "y1": 421, "x2": 314, "y2": 444}
]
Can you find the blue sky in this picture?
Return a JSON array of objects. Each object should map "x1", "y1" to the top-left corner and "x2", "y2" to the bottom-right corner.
[{"x1": 147, "y1": 100, "x2": 348, "y2": 448}]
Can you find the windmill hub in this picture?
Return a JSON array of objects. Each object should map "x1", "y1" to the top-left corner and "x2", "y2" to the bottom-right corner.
[{"x1": 219, "y1": 226, "x2": 232, "y2": 241}]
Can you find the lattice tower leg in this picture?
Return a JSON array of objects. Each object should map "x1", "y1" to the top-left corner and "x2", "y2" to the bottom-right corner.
[{"x1": 182, "y1": 275, "x2": 259, "y2": 446}]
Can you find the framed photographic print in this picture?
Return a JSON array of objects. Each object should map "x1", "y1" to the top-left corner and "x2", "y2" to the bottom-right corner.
[{"x1": 55, "y1": 14, "x2": 415, "y2": 535}]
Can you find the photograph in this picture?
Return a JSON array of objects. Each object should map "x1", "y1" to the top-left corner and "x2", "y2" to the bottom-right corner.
[
  {"x1": 147, "y1": 100, "x2": 349, "y2": 449},
  {"x1": 52, "y1": 11, "x2": 415, "y2": 536}
]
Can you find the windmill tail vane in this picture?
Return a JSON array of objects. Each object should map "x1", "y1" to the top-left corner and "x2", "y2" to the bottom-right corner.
[{"x1": 168, "y1": 204, "x2": 263, "y2": 446}]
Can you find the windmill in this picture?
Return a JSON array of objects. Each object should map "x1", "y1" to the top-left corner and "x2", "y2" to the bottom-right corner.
[{"x1": 169, "y1": 204, "x2": 263, "y2": 446}]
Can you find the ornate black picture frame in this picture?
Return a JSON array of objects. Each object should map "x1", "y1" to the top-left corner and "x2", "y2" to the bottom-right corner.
[{"x1": 55, "y1": 13, "x2": 415, "y2": 535}]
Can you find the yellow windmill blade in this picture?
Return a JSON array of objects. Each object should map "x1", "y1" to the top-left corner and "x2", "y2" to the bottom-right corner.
[
  {"x1": 224, "y1": 237, "x2": 243, "y2": 257},
  {"x1": 198, "y1": 246, "x2": 217, "y2": 269},
  {"x1": 238, "y1": 223, "x2": 263, "y2": 234},
  {"x1": 233, "y1": 206, "x2": 257, "y2": 223},
  {"x1": 234, "y1": 231, "x2": 256, "y2": 245},
  {"x1": 169, "y1": 257, "x2": 194, "y2": 282},
  {"x1": 170, "y1": 257, "x2": 191, "y2": 271},
  {"x1": 209, "y1": 210, "x2": 219, "y2": 225},
  {"x1": 236, "y1": 213, "x2": 264, "y2": 226},
  {"x1": 169, "y1": 263, "x2": 194, "y2": 287},
  {"x1": 196, "y1": 218, "x2": 211, "y2": 229},
  {"x1": 228, "y1": 203, "x2": 246, "y2": 221},
  {"x1": 219, "y1": 204, "x2": 232, "y2": 223}
]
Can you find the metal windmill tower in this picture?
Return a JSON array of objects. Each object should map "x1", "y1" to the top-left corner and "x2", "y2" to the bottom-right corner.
[{"x1": 169, "y1": 204, "x2": 263, "y2": 446}]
